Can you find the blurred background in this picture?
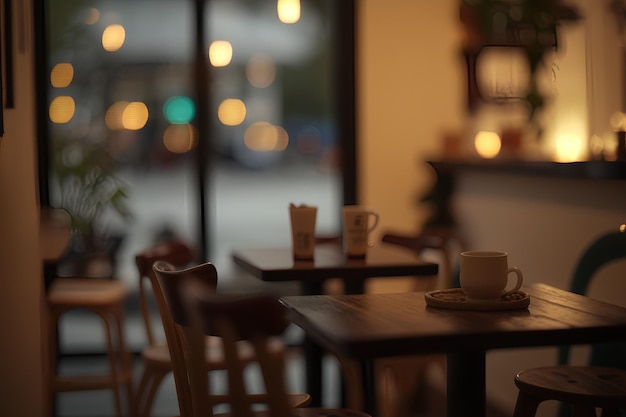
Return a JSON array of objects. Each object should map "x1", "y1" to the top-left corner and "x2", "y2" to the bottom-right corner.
[{"x1": 44, "y1": 0, "x2": 346, "y2": 291}]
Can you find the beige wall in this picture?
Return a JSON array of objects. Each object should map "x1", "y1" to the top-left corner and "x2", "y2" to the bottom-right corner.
[
  {"x1": 359, "y1": 0, "x2": 623, "y2": 233},
  {"x1": 358, "y1": 0, "x2": 467, "y2": 237},
  {"x1": 0, "y1": 2, "x2": 47, "y2": 416}
]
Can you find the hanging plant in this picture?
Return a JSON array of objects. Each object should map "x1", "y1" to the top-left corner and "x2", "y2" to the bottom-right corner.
[{"x1": 460, "y1": 0, "x2": 583, "y2": 138}]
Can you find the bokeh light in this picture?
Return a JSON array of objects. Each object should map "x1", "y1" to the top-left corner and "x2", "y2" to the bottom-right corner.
[
  {"x1": 610, "y1": 111, "x2": 626, "y2": 131},
  {"x1": 474, "y1": 131, "x2": 501, "y2": 159},
  {"x1": 85, "y1": 8, "x2": 100, "y2": 25},
  {"x1": 554, "y1": 134, "x2": 584, "y2": 162},
  {"x1": 50, "y1": 63, "x2": 74, "y2": 88},
  {"x1": 277, "y1": 0, "x2": 301, "y2": 24},
  {"x1": 105, "y1": 101, "x2": 129, "y2": 130},
  {"x1": 589, "y1": 134, "x2": 604, "y2": 159},
  {"x1": 247, "y1": 54, "x2": 276, "y2": 88},
  {"x1": 163, "y1": 123, "x2": 198, "y2": 153},
  {"x1": 244, "y1": 122, "x2": 289, "y2": 151},
  {"x1": 209, "y1": 41, "x2": 233, "y2": 67},
  {"x1": 218, "y1": 99, "x2": 246, "y2": 126},
  {"x1": 102, "y1": 24, "x2": 126, "y2": 52},
  {"x1": 122, "y1": 102, "x2": 149, "y2": 130},
  {"x1": 164, "y1": 96, "x2": 195, "y2": 124},
  {"x1": 49, "y1": 96, "x2": 75, "y2": 124}
]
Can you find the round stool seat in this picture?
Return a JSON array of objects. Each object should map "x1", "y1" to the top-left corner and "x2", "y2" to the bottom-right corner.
[{"x1": 514, "y1": 365, "x2": 626, "y2": 417}]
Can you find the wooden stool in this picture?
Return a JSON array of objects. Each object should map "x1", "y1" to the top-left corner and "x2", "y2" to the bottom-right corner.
[
  {"x1": 48, "y1": 278, "x2": 135, "y2": 417},
  {"x1": 513, "y1": 365, "x2": 626, "y2": 417}
]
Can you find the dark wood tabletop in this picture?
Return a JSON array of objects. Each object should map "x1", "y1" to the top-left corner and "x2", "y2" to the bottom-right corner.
[
  {"x1": 232, "y1": 241, "x2": 439, "y2": 408},
  {"x1": 232, "y1": 242, "x2": 439, "y2": 285},
  {"x1": 280, "y1": 283, "x2": 626, "y2": 417}
]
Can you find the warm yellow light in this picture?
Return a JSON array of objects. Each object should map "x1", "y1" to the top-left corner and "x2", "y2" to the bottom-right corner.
[
  {"x1": 610, "y1": 111, "x2": 626, "y2": 131},
  {"x1": 244, "y1": 122, "x2": 289, "y2": 151},
  {"x1": 49, "y1": 96, "x2": 75, "y2": 124},
  {"x1": 277, "y1": 0, "x2": 300, "y2": 24},
  {"x1": 274, "y1": 125, "x2": 289, "y2": 151},
  {"x1": 50, "y1": 63, "x2": 74, "y2": 88},
  {"x1": 247, "y1": 54, "x2": 276, "y2": 88},
  {"x1": 122, "y1": 102, "x2": 149, "y2": 130},
  {"x1": 102, "y1": 24, "x2": 126, "y2": 52},
  {"x1": 590, "y1": 134, "x2": 604, "y2": 159},
  {"x1": 554, "y1": 134, "x2": 584, "y2": 162},
  {"x1": 105, "y1": 101, "x2": 129, "y2": 130},
  {"x1": 163, "y1": 123, "x2": 197, "y2": 153},
  {"x1": 209, "y1": 41, "x2": 233, "y2": 67},
  {"x1": 474, "y1": 131, "x2": 501, "y2": 159},
  {"x1": 218, "y1": 99, "x2": 246, "y2": 126},
  {"x1": 85, "y1": 8, "x2": 100, "y2": 25}
]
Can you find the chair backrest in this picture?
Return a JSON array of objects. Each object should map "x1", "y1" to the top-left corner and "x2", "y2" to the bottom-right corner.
[
  {"x1": 558, "y1": 229, "x2": 626, "y2": 367},
  {"x1": 152, "y1": 260, "x2": 218, "y2": 417},
  {"x1": 185, "y1": 285, "x2": 293, "y2": 417},
  {"x1": 135, "y1": 239, "x2": 196, "y2": 346}
]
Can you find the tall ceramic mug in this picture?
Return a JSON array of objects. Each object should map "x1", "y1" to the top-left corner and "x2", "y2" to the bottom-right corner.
[
  {"x1": 342, "y1": 205, "x2": 379, "y2": 258},
  {"x1": 289, "y1": 204, "x2": 317, "y2": 260},
  {"x1": 460, "y1": 251, "x2": 523, "y2": 301}
]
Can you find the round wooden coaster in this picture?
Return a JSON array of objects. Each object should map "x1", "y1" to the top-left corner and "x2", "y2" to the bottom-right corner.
[{"x1": 425, "y1": 288, "x2": 530, "y2": 311}]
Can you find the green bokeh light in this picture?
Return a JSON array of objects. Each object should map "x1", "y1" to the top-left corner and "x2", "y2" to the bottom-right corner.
[{"x1": 163, "y1": 96, "x2": 195, "y2": 124}]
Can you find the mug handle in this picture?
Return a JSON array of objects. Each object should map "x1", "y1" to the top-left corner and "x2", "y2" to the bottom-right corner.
[
  {"x1": 367, "y1": 211, "x2": 380, "y2": 233},
  {"x1": 503, "y1": 267, "x2": 523, "y2": 296}
]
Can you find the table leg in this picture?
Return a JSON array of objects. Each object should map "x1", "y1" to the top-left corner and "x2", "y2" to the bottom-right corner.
[
  {"x1": 361, "y1": 359, "x2": 378, "y2": 417},
  {"x1": 303, "y1": 335, "x2": 324, "y2": 406},
  {"x1": 343, "y1": 278, "x2": 365, "y2": 295},
  {"x1": 446, "y1": 351, "x2": 486, "y2": 417},
  {"x1": 301, "y1": 281, "x2": 325, "y2": 406},
  {"x1": 300, "y1": 279, "x2": 367, "y2": 408}
]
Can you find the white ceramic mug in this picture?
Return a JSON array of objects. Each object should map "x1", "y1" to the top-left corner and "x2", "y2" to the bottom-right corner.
[
  {"x1": 460, "y1": 251, "x2": 523, "y2": 301},
  {"x1": 342, "y1": 205, "x2": 379, "y2": 258},
  {"x1": 289, "y1": 204, "x2": 317, "y2": 260}
]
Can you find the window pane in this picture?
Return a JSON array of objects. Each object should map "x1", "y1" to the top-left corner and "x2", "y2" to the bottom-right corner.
[{"x1": 46, "y1": 0, "x2": 342, "y2": 290}]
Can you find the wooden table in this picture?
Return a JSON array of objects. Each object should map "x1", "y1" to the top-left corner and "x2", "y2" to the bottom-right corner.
[
  {"x1": 280, "y1": 283, "x2": 626, "y2": 417},
  {"x1": 232, "y1": 243, "x2": 439, "y2": 406}
]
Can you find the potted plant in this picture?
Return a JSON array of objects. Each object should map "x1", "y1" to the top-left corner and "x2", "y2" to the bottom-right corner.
[
  {"x1": 50, "y1": 134, "x2": 133, "y2": 277},
  {"x1": 460, "y1": 0, "x2": 583, "y2": 139}
]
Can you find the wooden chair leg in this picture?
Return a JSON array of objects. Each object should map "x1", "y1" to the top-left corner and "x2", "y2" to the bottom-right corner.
[
  {"x1": 137, "y1": 368, "x2": 169, "y2": 417},
  {"x1": 101, "y1": 311, "x2": 125, "y2": 417},
  {"x1": 513, "y1": 391, "x2": 543, "y2": 417}
]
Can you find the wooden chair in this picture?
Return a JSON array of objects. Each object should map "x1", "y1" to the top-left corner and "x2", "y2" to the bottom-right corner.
[
  {"x1": 180, "y1": 275, "x2": 372, "y2": 417},
  {"x1": 41, "y1": 207, "x2": 135, "y2": 417},
  {"x1": 134, "y1": 239, "x2": 196, "y2": 417},
  {"x1": 151, "y1": 261, "x2": 311, "y2": 417},
  {"x1": 513, "y1": 228, "x2": 626, "y2": 417},
  {"x1": 136, "y1": 239, "x2": 300, "y2": 416},
  {"x1": 382, "y1": 227, "x2": 465, "y2": 289}
]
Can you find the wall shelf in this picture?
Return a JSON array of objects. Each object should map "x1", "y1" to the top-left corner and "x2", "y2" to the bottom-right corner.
[{"x1": 427, "y1": 160, "x2": 626, "y2": 181}]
